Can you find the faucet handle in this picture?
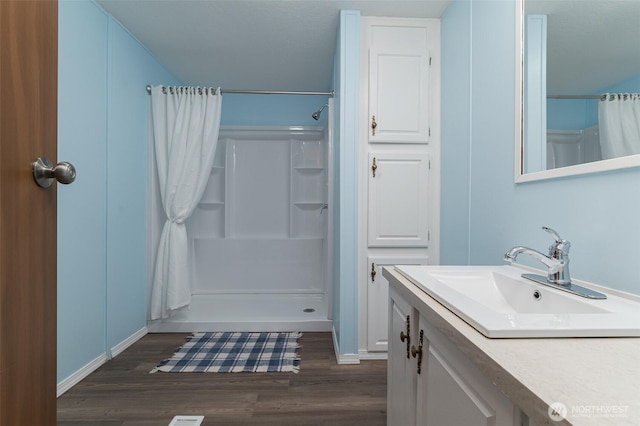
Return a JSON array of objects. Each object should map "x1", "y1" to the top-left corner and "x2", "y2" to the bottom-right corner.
[
  {"x1": 543, "y1": 226, "x2": 570, "y2": 257},
  {"x1": 542, "y1": 226, "x2": 563, "y2": 242}
]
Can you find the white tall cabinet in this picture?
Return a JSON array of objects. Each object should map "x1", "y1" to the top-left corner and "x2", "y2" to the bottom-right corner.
[{"x1": 358, "y1": 18, "x2": 440, "y2": 358}]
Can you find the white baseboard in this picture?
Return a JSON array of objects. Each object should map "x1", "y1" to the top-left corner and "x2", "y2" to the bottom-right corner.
[
  {"x1": 358, "y1": 350, "x2": 388, "y2": 361},
  {"x1": 147, "y1": 320, "x2": 331, "y2": 333},
  {"x1": 57, "y1": 327, "x2": 148, "y2": 398},
  {"x1": 57, "y1": 353, "x2": 107, "y2": 397},
  {"x1": 111, "y1": 326, "x2": 148, "y2": 358},
  {"x1": 332, "y1": 325, "x2": 360, "y2": 365}
]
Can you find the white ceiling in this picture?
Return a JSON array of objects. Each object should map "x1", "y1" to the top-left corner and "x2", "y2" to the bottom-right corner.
[
  {"x1": 96, "y1": 1, "x2": 639, "y2": 95},
  {"x1": 526, "y1": 0, "x2": 640, "y2": 94},
  {"x1": 96, "y1": 0, "x2": 451, "y2": 92}
]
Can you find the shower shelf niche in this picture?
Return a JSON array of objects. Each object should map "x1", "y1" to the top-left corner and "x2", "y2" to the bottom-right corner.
[
  {"x1": 188, "y1": 128, "x2": 327, "y2": 241},
  {"x1": 188, "y1": 150, "x2": 227, "y2": 239},
  {"x1": 290, "y1": 139, "x2": 326, "y2": 239}
]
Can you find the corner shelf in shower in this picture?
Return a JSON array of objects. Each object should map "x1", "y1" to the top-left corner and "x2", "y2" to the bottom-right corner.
[
  {"x1": 293, "y1": 166, "x2": 324, "y2": 171},
  {"x1": 290, "y1": 140, "x2": 326, "y2": 240},
  {"x1": 192, "y1": 163, "x2": 226, "y2": 238},
  {"x1": 190, "y1": 130, "x2": 329, "y2": 241}
]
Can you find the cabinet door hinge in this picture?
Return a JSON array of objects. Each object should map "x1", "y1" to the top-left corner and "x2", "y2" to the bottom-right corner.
[
  {"x1": 429, "y1": 56, "x2": 432, "y2": 66},
  {"x1": 428, "y1": 159, "x2": 431, "y2": 170},
  {"x1": 428, "y1": 127, "x2": 431, "y2": 137},
  {"x1": 428, "y1": 230, "x2": 431, "y2": 241}
]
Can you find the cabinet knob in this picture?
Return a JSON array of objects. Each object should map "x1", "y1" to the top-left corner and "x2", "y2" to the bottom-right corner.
[
  {"x1": 410, "y1": 345, "x2": 421, "y2": 358},
  {"x1": 371, "y1": 115, "x2": 377, "y2": 136}
]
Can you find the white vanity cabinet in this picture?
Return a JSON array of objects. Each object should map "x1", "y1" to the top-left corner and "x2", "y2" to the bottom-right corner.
[
  {"x1": 388, "y1": 286, "x2": 417, "y2": 425},
  {"x1": 416, "y1": 315, "x2": 518, "y2": 425},
  {"x1": 389, "y1": 284, "x2": 525, "y2": 426}
]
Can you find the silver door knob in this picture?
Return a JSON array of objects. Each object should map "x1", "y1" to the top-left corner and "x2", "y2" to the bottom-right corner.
[{"x1": 32, "y1": 157, "x2": 76, "y2": 188}]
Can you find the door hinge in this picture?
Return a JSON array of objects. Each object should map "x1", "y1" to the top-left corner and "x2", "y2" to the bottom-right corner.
[
  {"x1": 428, "y1": 159, "x2": 431, "y2": 170},
  {"x1": 428, "y1": 127, "x2": 431, "y2": 137},
  {"x1": 428, "y1": 230, "x2": 431, "y2": 240},
  {"x1": 429, "y1": 56, "x2": 432, "y2": 66}
]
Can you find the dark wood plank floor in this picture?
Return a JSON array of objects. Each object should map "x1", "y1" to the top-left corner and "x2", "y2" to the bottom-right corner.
[{"x1": 57, "y1": 333, "x2": 387, "y2": 426}]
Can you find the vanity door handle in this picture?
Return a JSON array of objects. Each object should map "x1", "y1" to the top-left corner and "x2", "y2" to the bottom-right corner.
[
  {"x1": 399, "y1": 315, "x2": 411, "y2": 359},
  {"x1": 411, "y1": 329, "x2": 424, "y2": 374},
  {"x1": 371, "y1": 115, "x2": 377, "y2": 136},
  {"x1": 372, "y1": 157, "x2": 377, "y2": 178},
  {"x1": 371, "y1": 263, "x2": 377, "y2": 282}
]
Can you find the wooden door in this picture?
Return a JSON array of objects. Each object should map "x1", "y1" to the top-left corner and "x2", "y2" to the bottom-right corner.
[{"x1": 0, "y1": 1, "x2": 58, "y2": 424}]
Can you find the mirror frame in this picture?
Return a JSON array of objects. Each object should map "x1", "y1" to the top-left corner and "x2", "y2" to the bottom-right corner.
[{"x1": 514, "y1": 0, "x2": 640, "y2": 183}]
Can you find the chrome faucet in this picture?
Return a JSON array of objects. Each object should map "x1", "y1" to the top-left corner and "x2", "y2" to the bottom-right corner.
[
  {"x1": 504, "y1": 227, "x2": 606, "y2": 299},
  {"x1": 504, "y1": 226, "x2": 571, "y2": 285}
]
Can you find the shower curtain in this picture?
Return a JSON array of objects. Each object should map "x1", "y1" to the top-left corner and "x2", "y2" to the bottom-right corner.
[
  {"x1": 599, "y1": 93, "x2": 640, "y2": 160},
  {"x1": 150, "y1": 86, "x2": 222, "y2": 319}
]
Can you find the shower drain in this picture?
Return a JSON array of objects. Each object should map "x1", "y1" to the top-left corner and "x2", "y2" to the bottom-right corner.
[{"x1": 303, "y1": 308, "x2": 316, "y2": 313}]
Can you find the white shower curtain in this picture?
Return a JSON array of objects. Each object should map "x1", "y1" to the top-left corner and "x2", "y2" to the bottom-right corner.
[
  {"x1": 599, "y1": 93, "x2": 640, "y2": 160},
  {"x1": 150, "y1": 86, "x2": 222, "y2": 319}
]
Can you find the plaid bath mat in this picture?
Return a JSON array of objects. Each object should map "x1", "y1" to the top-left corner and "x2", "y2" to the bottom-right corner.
[{"x1": 150, "y1": 332, "x2": 301, "y2": 373}]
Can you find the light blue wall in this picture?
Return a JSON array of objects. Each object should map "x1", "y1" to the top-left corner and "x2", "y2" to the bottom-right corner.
[
  {"x1": 547, "y1": 99, "x2": 594, "y2": 129},
  {"x1": 605, "y1": 73, "x2": 640, "y2": 94},
  {"x1": 441, "y1": 0, "x2": 471, "y2": 265},
  {"x1": 441, "y1": 0, "x2": 640, "y2": 295},
  {"x1": 57, "y1": 0, "x2": 179, "y2": 383},
  {"x1": 332, "y1": 10, "x2": 360, "y2": 357},
  {"x1": 58, "y1": 0, "x2": 108, "y2": 383},
  {"x1": 332, "y1": 30, "x2": 342, "y2": 345},
  {"x1": 106, "y1": 15, "x2": 181, "y2": 351},
  {"x1": 221, "y1": 94, "x2": 329, "y2": 126}
]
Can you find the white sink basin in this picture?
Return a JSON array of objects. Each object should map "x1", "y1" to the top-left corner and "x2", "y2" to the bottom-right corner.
[{"x1": 395, "y1": 265, "x2": 640, "y2": 338}]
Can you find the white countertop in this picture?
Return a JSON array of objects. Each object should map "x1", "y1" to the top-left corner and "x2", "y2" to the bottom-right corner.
[{"x1": 384, "y1": 266, "x2": 640, "y2": 426}]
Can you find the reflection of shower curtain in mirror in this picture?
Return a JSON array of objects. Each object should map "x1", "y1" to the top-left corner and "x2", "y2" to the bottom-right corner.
[{"x1": 598, "y1": 94, "x2": 640, "y2": 160}]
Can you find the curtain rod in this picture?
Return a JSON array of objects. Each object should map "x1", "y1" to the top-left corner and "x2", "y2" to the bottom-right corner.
[
  {"x1": 547, "y1": 95, "x2": 602, "y2": 99},
  {"x1": 145, "y1": 85, "x2": 333, "y2": 97},
  {"x1": 548, "y1": 93, "x2": 640, "y2": 100}
]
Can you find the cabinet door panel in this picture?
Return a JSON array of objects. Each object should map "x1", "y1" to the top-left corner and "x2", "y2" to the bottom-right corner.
[
  {"x1": 369, "y1": 48, "x2": 429, "y2": 143},
  {"x1": 388, "y1": 288, "x2": 417, "y2": 426},
  {"x1": 368, "y1": 153, "x2": 429, "y2": 247},
  {"x1": 423, "y1": 346, "x2": 497, "y2": 425},
  {"x1": 367, "y1": 258, "x2": 428, "y2": 352},
  {"x1": 417, "y1": 318, "x2": 516, "y2": 426}
]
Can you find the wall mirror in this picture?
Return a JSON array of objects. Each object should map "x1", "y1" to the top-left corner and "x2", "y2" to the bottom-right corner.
[{"x1": 515, "y1": 0, "x2": 640, "y2": 182}]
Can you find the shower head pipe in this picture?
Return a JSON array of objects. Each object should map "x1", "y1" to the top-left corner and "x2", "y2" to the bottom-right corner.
[{"x1": 312, "y1": 104, "x2": 328, "y2": 120}]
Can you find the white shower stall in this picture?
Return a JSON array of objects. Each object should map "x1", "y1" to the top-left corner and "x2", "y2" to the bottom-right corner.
[{"x1": 148, "y1": 124, "x2": 333, "y2": 332}]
